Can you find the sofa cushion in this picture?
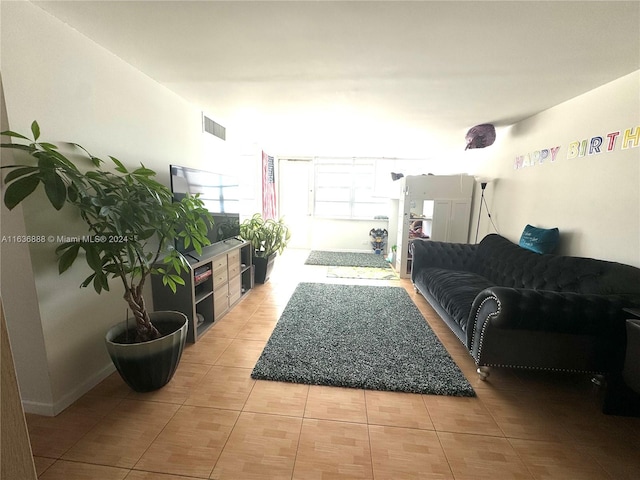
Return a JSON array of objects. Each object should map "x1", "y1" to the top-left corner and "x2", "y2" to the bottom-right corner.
[{"x1": 415, "y1": 267, "x2": 494, "y2": 334}]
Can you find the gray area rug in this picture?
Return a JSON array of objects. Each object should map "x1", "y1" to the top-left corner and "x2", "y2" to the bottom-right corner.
[
  {"x1": 304, "y1": 251, "x2": 391, "y2": 268},
  {"x1": 251, "y1": 283, "x2": 475, "y2": 396}
]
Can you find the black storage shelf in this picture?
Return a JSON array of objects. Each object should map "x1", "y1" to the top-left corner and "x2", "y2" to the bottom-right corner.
[{"x1": 151, "y1": 239, "x2": 253, "y2": 343}]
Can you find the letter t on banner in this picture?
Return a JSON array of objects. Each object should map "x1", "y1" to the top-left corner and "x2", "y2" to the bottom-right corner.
[{"x1": 262, "y1": 151, "x2": 276, "y2": 219}]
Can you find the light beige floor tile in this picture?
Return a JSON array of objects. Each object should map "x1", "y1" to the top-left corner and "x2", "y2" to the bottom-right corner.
[
  {"x1": 39, "y1": 460, "x2": 129, "y2": 480},
  {"x1": 208, "y1": 315, "x2": 251, "y2": 339},
  {"x1": 210, "y1": 412, "x2": 302, "y2": 479},
  {"x1": 62, "y1": 400, "x2": 180, "y2": 468},
  {"x1": 248, "y1": 306, "x2": 284, "y2": 322},
  {"x1": 184, "y1": 366, "x2": 255, "y2": 410},
  {"x1": 86, "y1": 372, "x2": 133, "y2": 398},
  {"x1": 65, "y1": 392, "x2": 126, "y2": 418},
  {"x1": 33, "y1": 456, "x2": 56, "y2": 477},
  {"x1": 577, "y1": 441, "x2": 640, "y2": 480},
  {"x1": 180, "y1": 336, "x2": 234, "y2": 365},
  {"x1": 509, "y1": 438, "x2": 611, "y2": 479},
  {"x1": 125, "y1": 471, "x2": 209, "y2": 480},
  {"x1": 25, "y1": 409, "x2": 103, "y2": 459},
  {"x1": 214, "y1": 338, "x2": 266, "y2": 368},
  {"x1": 304, "y1": 385, "x2": 368, "y2": 423},
  {"x1": 235, "y1": 318, "x2": 277, "y2": 341},
  {"x1": 437, "y1": 431, "x2": 533, "y2": 479},
  {"x1": 126, "y1": 362, "x2": 211, "y2": 405},
  {"x1": 365, "y1": 390, "x2": 434, "y2": 430},
  {"x1": 369, "y1": 425, "x2": 454, "y2": 479},
  {"x1": 477, "y1": 389, "x2": 568, "y2": 442},
  {"x1": 292, "y1": 418, "x2": 373, "y2": 479},
  {"x1": 243, "y1": 380, "x2": 309, "y2": 416},
  {"x1": 134, "y1": 405, "x2": 239, "y2": 478},
  {"x1": 423, "y1": 394, "x2": 503, "y2": 436}
]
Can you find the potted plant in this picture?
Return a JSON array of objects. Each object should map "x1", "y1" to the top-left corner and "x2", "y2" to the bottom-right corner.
[
  {"x1": 239, "y1": 213, "x2": 291, "y2": 283},
  {"x1": 1, "y1": 121, "x2": 213, "y2": 392}
]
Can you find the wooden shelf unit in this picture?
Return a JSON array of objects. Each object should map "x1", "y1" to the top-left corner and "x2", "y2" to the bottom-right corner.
[{"x1": 151, "y1": 238, "x2": 253, "y2": 343}]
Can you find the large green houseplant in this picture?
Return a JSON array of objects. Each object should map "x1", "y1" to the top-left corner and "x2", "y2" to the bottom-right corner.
[
  {"x1": 239, "y1": 213, "x2": 291, "y2": 283},
  {"x1": 1, "y1": 122, "x2": 213, "y2": 390}
]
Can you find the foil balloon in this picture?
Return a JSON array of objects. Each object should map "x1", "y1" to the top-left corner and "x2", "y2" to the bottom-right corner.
[{"x1": 465, "y1": 124, "x2": 496, "y2": 150}]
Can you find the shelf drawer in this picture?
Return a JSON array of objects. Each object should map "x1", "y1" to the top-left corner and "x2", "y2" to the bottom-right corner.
[
  {"x1": 212, "y1": 255, "x2": 227, "y2": 272},
  {"x1": 229, "y1": 278, "x2": 241, "y2": 305},
  {"x1": 228, "y1": 260, "x2": 240, "y2": 279},
  {"x1": 214, "y1": 287, "x2": 229, "y2": 318},
  {"x1": 213, "y1": 268, "x2": 228, "y2": 285},
  {"x1": 228, "y1": 249, "x2": 240, "y2": 264}
]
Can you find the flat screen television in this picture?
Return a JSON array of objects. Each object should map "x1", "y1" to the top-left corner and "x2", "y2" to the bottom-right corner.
[{"x1": 169, "y1": 164, "x2": 240, "y2": 253}]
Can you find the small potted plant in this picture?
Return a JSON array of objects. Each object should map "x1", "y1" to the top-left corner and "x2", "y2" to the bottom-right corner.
[
  {"x1": 239, "y1": 213, "x2": 291, "y2": 283},
  {"x1": 1, "y1": 121, "x2": 213, "y2": 392}
]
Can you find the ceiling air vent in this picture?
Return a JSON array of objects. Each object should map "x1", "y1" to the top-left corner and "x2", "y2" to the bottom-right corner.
[{"x1": 202, "y1": 114, "x2": 226, "y2": 141}]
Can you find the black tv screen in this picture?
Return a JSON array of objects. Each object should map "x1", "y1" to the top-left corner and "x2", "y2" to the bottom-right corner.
[{"x1": 170, "y1": 165, "x2": 240, "y2": 252}]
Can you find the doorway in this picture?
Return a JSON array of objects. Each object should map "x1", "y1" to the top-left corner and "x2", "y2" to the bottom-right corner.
[{"x1": 278, "y1": 158, "x2": 313, "y2": 249}]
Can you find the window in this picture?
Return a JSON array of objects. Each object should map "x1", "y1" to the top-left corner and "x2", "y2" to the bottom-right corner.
[{"x1": 314, "y1": 158, "x2": 389, "y2": 219}]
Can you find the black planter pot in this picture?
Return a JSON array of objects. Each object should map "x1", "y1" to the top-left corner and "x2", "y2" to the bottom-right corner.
[
  {"x1": 104, "y1": 311, "x2": 188, "y2": 392},
  {"x1": 253, "y1": 252, "x2": 277, "y2": 284}
]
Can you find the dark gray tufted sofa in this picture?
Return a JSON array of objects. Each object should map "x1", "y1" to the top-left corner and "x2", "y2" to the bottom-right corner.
[{"x1": 411, "y1": 234, "x2": 640, "y2": 379}]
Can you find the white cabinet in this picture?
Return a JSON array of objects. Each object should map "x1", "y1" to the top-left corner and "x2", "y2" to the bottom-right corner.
[{"x1": 395, "y1": 175, "x2": 474, "y2": 278}]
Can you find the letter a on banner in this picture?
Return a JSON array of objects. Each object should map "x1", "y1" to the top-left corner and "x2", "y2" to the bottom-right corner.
[{"x1": 262, "y1": 151, "x2": 276, "y2": 219}]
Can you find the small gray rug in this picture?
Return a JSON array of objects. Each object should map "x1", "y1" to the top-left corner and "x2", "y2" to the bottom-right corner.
[
  {"x1": 251, "y1": 283, "x2": 475, "y2": 396},
  {"x1": 305, "y1": 251, "x2": 390, "y2": 268}
]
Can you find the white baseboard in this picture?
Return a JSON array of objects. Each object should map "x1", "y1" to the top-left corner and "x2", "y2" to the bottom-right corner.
[{"x1": 22, "y1": 363, "x2": 116, "y2": 416}]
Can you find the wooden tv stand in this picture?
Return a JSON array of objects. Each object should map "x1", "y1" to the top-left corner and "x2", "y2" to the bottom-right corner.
[{"x1": 151, "y1": 238, "x2": 253, "y2": 343}]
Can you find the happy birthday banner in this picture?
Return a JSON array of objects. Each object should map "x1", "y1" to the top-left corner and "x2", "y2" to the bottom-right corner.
[{"x1": 514, "y1": 125, "x2": 640, "y2": 169}]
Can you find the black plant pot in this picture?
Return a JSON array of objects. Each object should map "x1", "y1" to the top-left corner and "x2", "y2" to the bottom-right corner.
[
  {"x1": 104, "y1": 311, "x2": 188, "y2": 392},
  {"x1": 253, "y1": 253, "x2": 277, "y2": 284}
]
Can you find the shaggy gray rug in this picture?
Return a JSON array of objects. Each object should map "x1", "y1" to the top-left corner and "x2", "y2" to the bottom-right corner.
[
  {"x1": 251, "y1": 283, "x2": 475, "y2": 396},
  {"x1": 304, "y1": 251, "x2": 391, "y2": 268}
]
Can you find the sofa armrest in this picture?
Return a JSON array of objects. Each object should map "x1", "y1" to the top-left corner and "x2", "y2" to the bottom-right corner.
[
  {"x1": 410, "y1": 240, "x2": 477, "y2": 283},
  {"x1": 471, "y1": 286, "x2": 634, "y2": 333},
  {"x1": 468, "y1": 287, "x2": 634, "y2": 369}
]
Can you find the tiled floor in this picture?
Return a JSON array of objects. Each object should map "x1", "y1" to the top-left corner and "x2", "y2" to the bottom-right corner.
[{"x1": 27, "y1": 249, "x2": 640, "y2": 479}]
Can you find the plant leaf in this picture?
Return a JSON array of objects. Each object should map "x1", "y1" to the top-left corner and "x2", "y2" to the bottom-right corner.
[
  {"x1": 3, "y1": 175, "x2": 40, "y2": 210},
  {"x1": 81, "y1": 273, "x2": 96, "y2": 288},
  {"x1": 0, "y1": 130, "x2": 30, "y2": 140},
  {"x1": 57, "y1": 243, "x2": 80, "y2": 273},
  {"x1": 4, "y1": 166, "x2": 39, "y2": 183},
  {"x1": 39, "y1": 142, "x2": 58, "y2": 150},
  {"x1": 31, "y1": 121, "x2": 40, "y2": 141},
  {"x1": 0, "y1": 143, "x2": 35, "y2": 152},
  {"x1": 84, "y1": 245, "x2": 102, "y2": 272},
  {"x1": 110, "y1": 156, "x2": 127, "y2": 173},
  {"x1": 43, "y1": 172, "x2": 67, "y2": 210}
]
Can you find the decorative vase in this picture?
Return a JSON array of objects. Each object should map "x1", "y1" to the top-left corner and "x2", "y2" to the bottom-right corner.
[{"x1": 105, "y1": 311, "x2": 188, "y2": 392}]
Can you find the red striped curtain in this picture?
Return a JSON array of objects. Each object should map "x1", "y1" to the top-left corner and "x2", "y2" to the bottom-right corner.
[{"x1": 262, "y1": 151, "x2": 276, "y2": 219}]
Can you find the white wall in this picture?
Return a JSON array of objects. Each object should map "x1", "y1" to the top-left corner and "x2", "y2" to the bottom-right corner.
[
  {"x1": 0, "y1": 78, "x2": 54, "y2": 411},
  {"x1": 0, "y1": 1, "x2": 232, "y2": 414},
  {"x1": 309, "y1": 218, "x2": 390, "y2": 253},
  {"x1": 473, "y1": 71, "x2": 640, "y2": 267}
]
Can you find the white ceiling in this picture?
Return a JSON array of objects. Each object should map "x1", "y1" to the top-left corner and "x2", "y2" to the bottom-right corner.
[{"x1": 33, "y1": 1, "x2": 640, "y2": 157}]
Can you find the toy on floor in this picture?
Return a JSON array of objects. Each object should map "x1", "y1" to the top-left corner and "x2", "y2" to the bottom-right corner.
[{"x1": 369, "y1": 228, "x2": 388, "y2": 255}]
